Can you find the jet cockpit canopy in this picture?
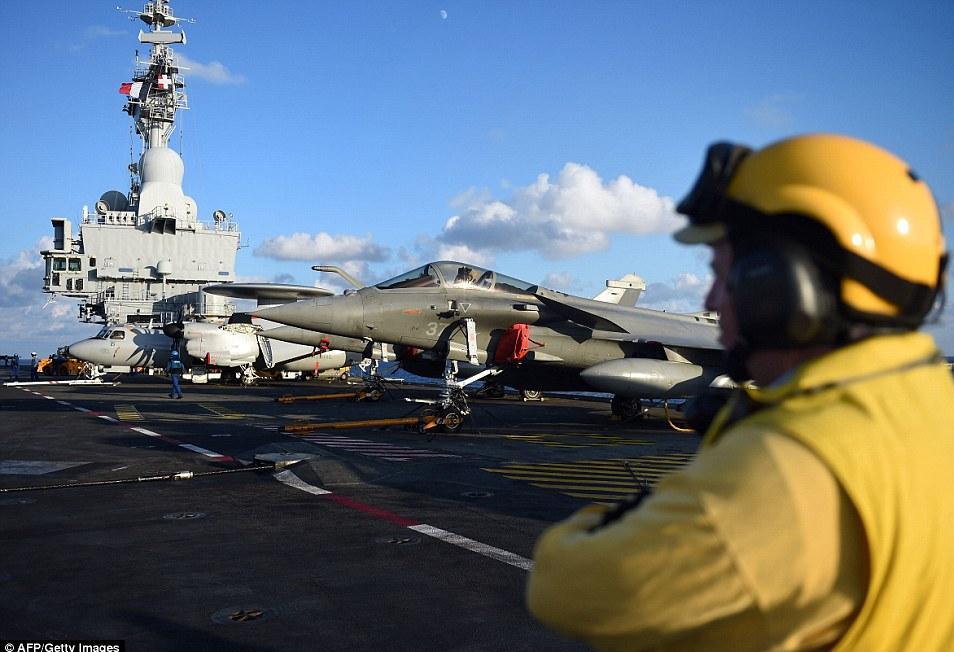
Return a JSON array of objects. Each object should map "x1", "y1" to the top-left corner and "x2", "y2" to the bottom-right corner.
[{"x1": 374, "y1": 261, "x2": 534, "y2": 295}]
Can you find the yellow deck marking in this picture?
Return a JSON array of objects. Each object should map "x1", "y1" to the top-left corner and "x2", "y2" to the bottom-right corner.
[
  {"x1": 114, "y1": 404, "x2": 144, "y2": 421},
  {"x1": 487, "y1": 471, "x2": 663, "y2": 483},
  {"x1": 506, "y1": 433, "x2": 652, "y2": 448},
  {"x1": 562, "y1": 491, "x2": 636, "y2": 501},
  {"x1": 198, "y1": 403, "x2": 243, "y2": 419},
  {"x1": 482, "y1": 454, "x2": 693, "y2": 501}
]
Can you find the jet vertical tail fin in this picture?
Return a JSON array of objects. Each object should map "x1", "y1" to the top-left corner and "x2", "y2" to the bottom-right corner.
[{"x1": 593, "y1": 274, "x2": 647, "y2": 306}]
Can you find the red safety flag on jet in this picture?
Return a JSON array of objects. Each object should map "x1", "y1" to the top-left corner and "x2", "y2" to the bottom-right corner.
[{"x1": 118, "y1": 82, "x2": 133, "y2": 94}]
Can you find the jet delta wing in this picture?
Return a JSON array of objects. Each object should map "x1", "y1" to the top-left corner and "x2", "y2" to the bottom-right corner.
[{"x1": 254, "y1": 261, "x2": 731, "y2": 410}]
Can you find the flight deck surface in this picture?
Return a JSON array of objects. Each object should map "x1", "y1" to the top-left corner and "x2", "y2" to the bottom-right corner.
[{"x1": 0, "y1": 376, "x2": 701, "y2": 651}]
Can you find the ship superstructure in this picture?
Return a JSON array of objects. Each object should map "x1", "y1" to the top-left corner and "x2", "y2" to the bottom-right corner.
[{"x1": 40, "y1": 0, "x2": 239, "y2": 324}]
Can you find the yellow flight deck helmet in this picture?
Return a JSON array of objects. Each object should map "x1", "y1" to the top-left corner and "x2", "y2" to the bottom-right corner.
[{"x1": 676, "y1": 133, "x2": 948, "y2": 329}]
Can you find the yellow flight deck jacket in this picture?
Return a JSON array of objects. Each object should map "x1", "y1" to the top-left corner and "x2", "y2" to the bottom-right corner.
[{"x1": 527, "y1": 332, "x2": 954, "y2": 651}]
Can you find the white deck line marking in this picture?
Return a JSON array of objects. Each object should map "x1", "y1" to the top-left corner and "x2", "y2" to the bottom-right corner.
[
  {"x1": 43, "y1": 395, "x2": 56, "y2": 400},
  {"x1": 273, "y1": 469, "x2": 332, "y2": 495},
  {"x1": 130, "y1": 427, "x2": 162, "y2": 437},
  {"x1": 97, "y1": 415, "x2": 119, "y2": 423},
  {"x1": 74, "y1": 406, "x2": 91, "y2": 413},
  {"x1": 179, "y1": 443, "x2": 224, "y2": 458},
  {"x1": 408, "y1": 524, "x2": 534, "y2": 572},
  {"x1": 56, "y1": 400, "x2": 71, "y2": 406},
  {"x1": 272, "y1": 470, "x2": 532, "y2": 571}
]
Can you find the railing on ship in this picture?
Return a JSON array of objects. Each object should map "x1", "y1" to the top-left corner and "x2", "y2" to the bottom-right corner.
[{"x1": 81, "y1": 210, "x2": 239, "y2": 232}]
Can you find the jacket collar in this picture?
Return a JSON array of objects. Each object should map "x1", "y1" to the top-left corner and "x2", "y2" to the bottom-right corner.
[{"x1": 745, "y1": 331, "x2": 941, "y2": 406}]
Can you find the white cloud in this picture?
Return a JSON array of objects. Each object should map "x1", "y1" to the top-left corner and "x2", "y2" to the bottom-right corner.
[
  {"x1": 84, "y1": 25, "x2": 126, "y2": 39},
  {"x1": 0, "y1": 239, "x2": 95, "y2": 354},
  {"x1": 175, "y1": 53, "x2": 247, "y2": 85},
  {"x1": 394, "y1": 235, "x2": 496, "y2": 269},
  {"x1": 254, "y1": 232, "x2": 390, "y2": 262},
  {"x1": 435, "y1": 243, "x2": 495, "y2": 268},
  {"x1": 70, "y1": 25, "x2": 127, "y2": 50},
  {"x1": 438, "y1": 162, "x2": 680, "y2": 260},
  {"x1": 639, "y1": 272, "x2": 711, "y2": 314},
  {"x1": 541, "y1": 272, "x2": 576, "y2": 291},
  {"x1": 745, "y1": 92, "x2": 803, "y2": 130}
]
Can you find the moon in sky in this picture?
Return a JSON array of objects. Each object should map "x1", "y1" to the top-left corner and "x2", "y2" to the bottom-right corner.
[{"x1": 440, "y1": 9, "x2": 448, "y2": 19}]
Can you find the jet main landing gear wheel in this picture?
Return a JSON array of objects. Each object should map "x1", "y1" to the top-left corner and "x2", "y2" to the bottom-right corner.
[{"x1": 611, "y1": 396, "x2": 644, "y2": 420}]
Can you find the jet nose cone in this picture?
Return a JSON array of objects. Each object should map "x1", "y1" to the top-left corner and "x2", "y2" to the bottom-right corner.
[
  {"x1": 255, "y1": 294, "x2": 363, "y2": 337},
  {"x1": 254, "y1": 300, "x2": 321, "y2": 329}
]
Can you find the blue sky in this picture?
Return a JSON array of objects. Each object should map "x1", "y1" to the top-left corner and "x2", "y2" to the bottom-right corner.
[{"x1": 1, "y1": 1, "x2": 952, "y2": 356}]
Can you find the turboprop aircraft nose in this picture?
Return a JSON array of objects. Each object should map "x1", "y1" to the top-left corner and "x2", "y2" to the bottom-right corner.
[
  {"x1": 65, "y1": 338, "x2": 104, "y2": 365},
  {"x1": 254, "y1": 293, "x2": 366, "y2": 339}
]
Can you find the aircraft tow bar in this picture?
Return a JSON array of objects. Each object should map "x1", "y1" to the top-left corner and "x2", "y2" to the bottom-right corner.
[
  {"x1": 282, "y1": 386, "x2": 473, "y2": 436},
  {"x1": 275, "y1": 377, "x2": 396, "y2": 404}
]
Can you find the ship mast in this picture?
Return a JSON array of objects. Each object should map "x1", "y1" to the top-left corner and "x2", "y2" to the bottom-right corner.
[
  {"x1": 40, "y1": 1, "x2": 240, "y2": 325},
  {"x1": 127, "y1": 1, "x2": 188, "y2": 152},
  {"x1": 120, "y1": 0, "x2": 196, "y2": 225}
]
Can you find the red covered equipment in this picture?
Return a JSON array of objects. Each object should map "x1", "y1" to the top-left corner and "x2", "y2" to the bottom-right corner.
[{"x1": 494, "y1": 323, "x2": 541, "y2": 364}]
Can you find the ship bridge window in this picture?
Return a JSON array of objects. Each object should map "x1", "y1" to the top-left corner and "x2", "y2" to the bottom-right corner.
[
  {"x1": 89, "y1": 257, "x2": 96, "y2": 267},
  {"x1": 109, "y1": 330, "x2": 126, "y2": 340},
  {"x1": 375, "y1": 264, "x2": 440, "y2": 290},
  {"x1": 68, "y1": 258, "x2": 81, "y2": 271},
  {"x1": 52, "y1": 258, "x2": 66, "y2": 271}
]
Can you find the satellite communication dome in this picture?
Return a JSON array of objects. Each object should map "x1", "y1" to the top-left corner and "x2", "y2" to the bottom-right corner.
[{"x1": 98, "y1": 190, "x2": 129, "y2": 212}]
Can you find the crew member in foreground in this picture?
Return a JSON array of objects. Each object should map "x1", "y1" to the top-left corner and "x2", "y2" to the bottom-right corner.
[{"x1": 527, "y1": 133, "x2": 954, "y2": 651}]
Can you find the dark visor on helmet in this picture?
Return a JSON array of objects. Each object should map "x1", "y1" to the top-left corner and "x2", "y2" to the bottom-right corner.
[{"x1": 676, "y1": 142, "x2": 753, "y2": 223}]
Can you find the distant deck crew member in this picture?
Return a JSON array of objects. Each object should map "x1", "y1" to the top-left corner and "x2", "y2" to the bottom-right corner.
[
  {"x1": 29, "y1": 352, "x2": 39, "y2": 381},
  {"x1": 527, "y1": 134, "x2": 954, "y2": 651},
  {"x1": 166, "y1": 349, "x2": 184, "y2": 399}
]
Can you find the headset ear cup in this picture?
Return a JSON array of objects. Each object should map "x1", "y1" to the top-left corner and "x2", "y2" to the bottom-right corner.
[{"x1": 729, "y1": 244, "x2": 839, "y2": 347}]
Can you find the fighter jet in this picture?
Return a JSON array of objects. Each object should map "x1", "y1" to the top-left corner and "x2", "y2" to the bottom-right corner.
[
  {"x1": 253, "y1": 261, "x2": 730, "y2": 416},
  {"x1": 254, "y1": 271, "x2": 648, "y2": 387},
  {"x1": 67, "y1": 284, "x2": 361, "y2": 383}
]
